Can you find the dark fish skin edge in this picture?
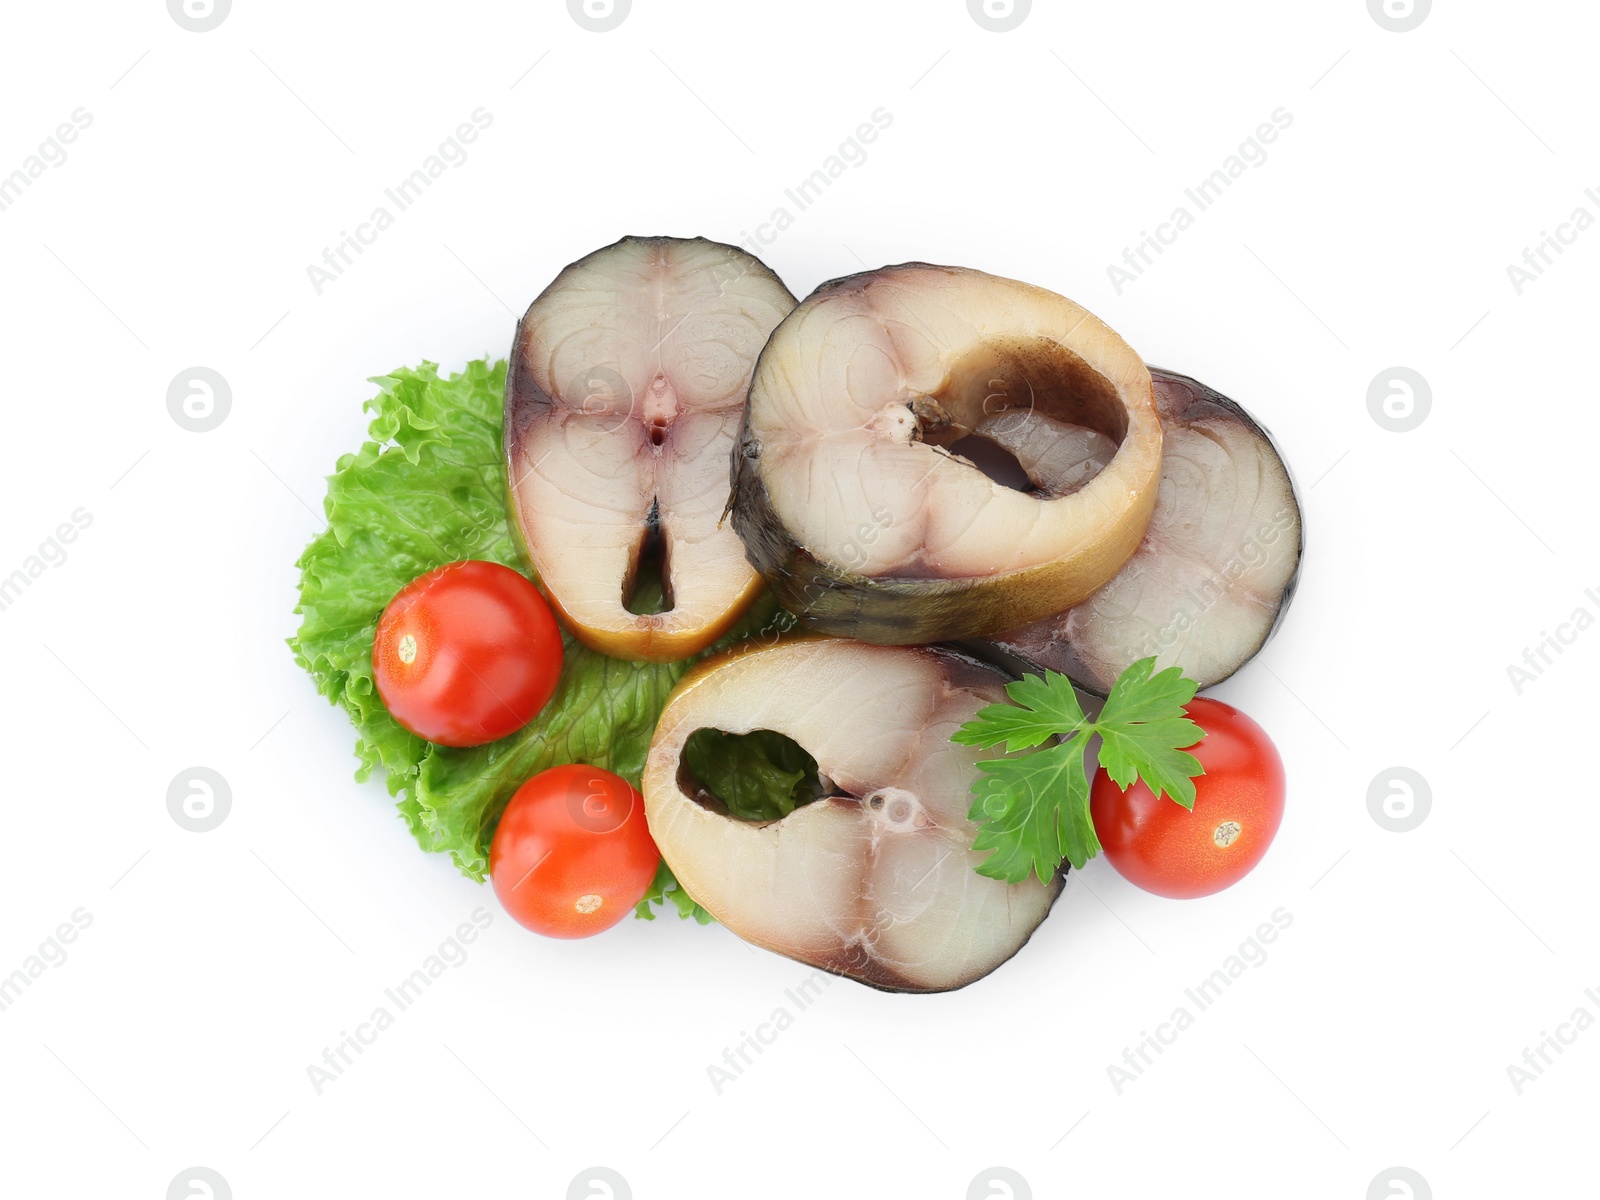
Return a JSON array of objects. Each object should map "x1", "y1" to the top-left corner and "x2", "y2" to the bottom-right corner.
[
  {"x1": 992, "y1": 367, "x2": 1305, "y2": 696},
  {"x1": 725, "y1": 830, "x2": 1067, "y2": 993},
  {"x1": 729, "y1": 263, "x2": 1138, "y2": 645},
  {"x1": 806, "y1": 259, "x2": 970, "y2": 301},
  {"x1": 729, "y1": 441, "x2": 997, "y2": 643},
  {"x1": 507, "y1": 232, "x2": 795, "y2": 469},
  {"x1": 677, "y1": 641, "x2": 1068, "y2": 993},
  {"x1": 753, "y1": 862, "x2": 1066, "y2": 994},
  {"x1": 504, "y1": 232, "x2": 796, "y2": 582},
  {"x1": 728, "y1": 352, "x2": 996, "y2": 644},
  {"x1": 1139, "y1": 366, "x2": 1305, "y2": 690},
  {"x1": 729, "y1": 354, "x2": 1303, "y2": 665}
]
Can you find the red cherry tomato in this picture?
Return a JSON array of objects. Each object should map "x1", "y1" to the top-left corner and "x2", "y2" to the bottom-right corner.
[
  {"x1": 1090, "y1": 697, "x2": 1284, "y2": 899},
  {"x1": 490, "y1": 765, "x2": 661, "y2": 938},
  {"x1": 373, "y1": 560, "x2": 562, "y2": 747}
]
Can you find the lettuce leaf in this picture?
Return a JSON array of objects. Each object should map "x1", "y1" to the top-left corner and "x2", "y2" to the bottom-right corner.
[
  {"x1": 289, "y1": 359, "x2": 791, "y2": 919},
  {"x1": 681, "y1": 728, "x2": 822, "y2": 823}
]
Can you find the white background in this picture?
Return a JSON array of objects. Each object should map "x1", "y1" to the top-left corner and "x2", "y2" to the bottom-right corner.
[{"x1": 1, "y1": 1, "x2": 1594, "y2": 1197}]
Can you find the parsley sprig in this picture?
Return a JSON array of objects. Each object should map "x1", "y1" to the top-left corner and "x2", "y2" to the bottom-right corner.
[{"x1": 952, "y1": 658, "x2": 1207, "y2": 884}]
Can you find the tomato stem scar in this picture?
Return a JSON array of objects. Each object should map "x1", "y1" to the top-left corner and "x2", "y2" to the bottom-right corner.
[{"x1": 1213, "y1": 820, "x2": 1242, "y2": 848}]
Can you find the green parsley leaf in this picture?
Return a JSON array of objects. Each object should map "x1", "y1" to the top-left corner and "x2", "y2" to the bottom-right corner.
[
  {"x1": 1095, "y1": 659, "x2": 1205, "y2": 810},
  {"x1": 968, "y1": 740, "x2": 1096, "y2": 883},
  {"x1": 953, "y1": 657, "x2": 1207, "y2": 883},
  {"x1": 952, "y1": 670, "x2": 1090, "y2": 751}
]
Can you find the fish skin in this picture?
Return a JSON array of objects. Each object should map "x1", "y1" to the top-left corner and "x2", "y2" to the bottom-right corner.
[
  {"x1": 731, "y1": 263, "x2": 1163, "y2": 645},
  {"x1": 643, "y1": 637, "x2": 1063, "y2": 993},
  {"x1": 506, "y1": 236, "x2": 795, "y2": 661},
  {"x1": 993, "y1": 368, "x2": 1304, "y2": 694}
]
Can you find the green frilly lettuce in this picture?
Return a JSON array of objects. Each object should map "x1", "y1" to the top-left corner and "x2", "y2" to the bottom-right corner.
[{"x1": 289, "y1": 359, "x2": 794, "y2": 921}]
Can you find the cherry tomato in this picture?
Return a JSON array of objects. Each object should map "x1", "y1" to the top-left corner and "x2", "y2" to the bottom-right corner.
[
  {"x1": 490, "y1": 764, "x2": 661, "y2": 938},
  {"x1": 1090, "y1": 697, "x2": 1284, "y2": 899},
  {"x1": 373, "y1": 560, "x2": 562, "y2": 747}
]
